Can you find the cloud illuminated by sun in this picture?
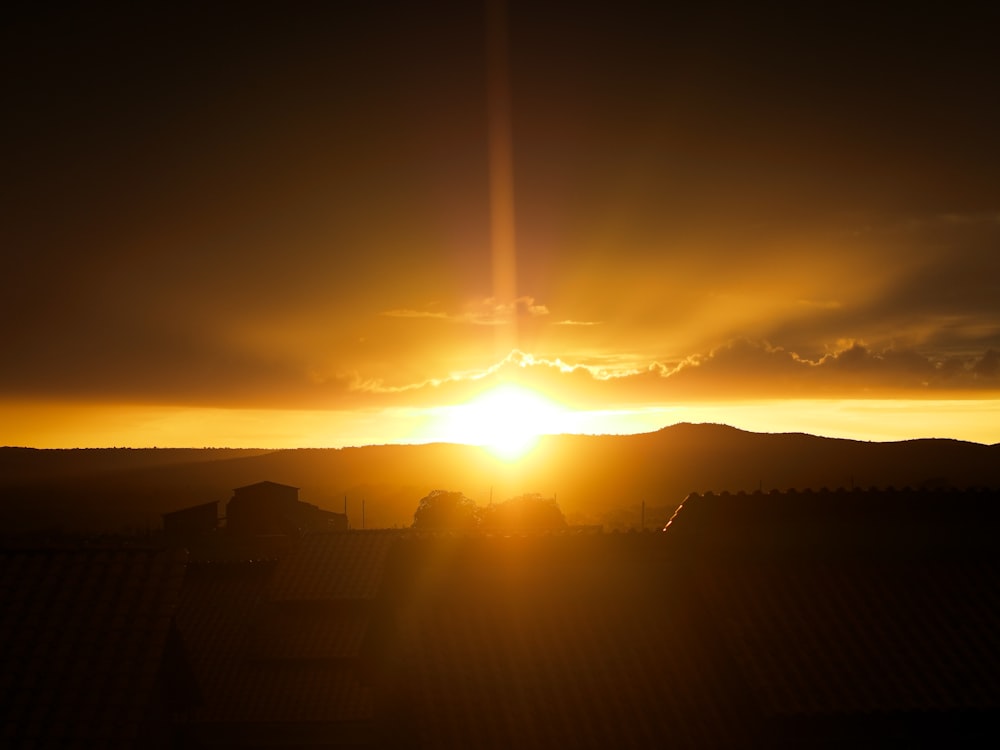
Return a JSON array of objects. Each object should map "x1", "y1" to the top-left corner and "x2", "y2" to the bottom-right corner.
[{"x1": 420, "y1": 384, "x2": 572, "y2": 460}]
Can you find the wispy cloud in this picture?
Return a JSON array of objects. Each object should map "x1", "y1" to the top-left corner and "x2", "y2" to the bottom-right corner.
[
  {"x1": 382, "y1": 296, "x2": 550, "y2": 326},
  {"x1": 345, "y1": 340, "x2": 1000, "y2": 410},
  {"x1": 379, "y1": 309, "x2": 450, "y2": 321}
]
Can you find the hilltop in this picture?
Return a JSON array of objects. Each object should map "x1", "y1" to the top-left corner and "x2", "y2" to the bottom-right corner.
[{"x1": 1, "y1": 424, "x2": 998, "y2": 533}]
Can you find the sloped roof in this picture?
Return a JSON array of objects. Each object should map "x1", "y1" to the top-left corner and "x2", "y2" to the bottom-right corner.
[
  {"x1": 174, "y1": 535, "x2": 392, "y2": 736},
  {"x1": 664, "y1": 486, "x2": 1000, "y2": 554},
  {"x1": 266, "y1": 530, "x2": 400, "y2": 602},
  {"x1": 392, "y1": 598, "x2": 744, "y2": 749},
  {"x1": 249, "y1": 609, "x2": 371, "y2": 662},
  {"x1": 0, "y1": 546, "x2": 187, "y2": 747},
  {"x1": 189, "y1": 663, "x2": 373, "y2": 725},
  {"x1": 386, "y1": 490, "x2": 1000, "y2": 746},
  {"x1": 175, "y1": 560, "x2": 375, "y2": 725},
  {"x1": 172, "y1": 488, "x2": 1000, "y2": 745},
  {"x1": 695, "y1": 557, "x2": 1000, "y2": 717},
  {"x1": 383, "y1": 534, "x2": 749, "y2": 749},
  {"x1": 174, "y1": 560, "x2": 275, "y2": 715},
  {"x1": 661, "y1": 485, "x2": 1000, "y2": 735}
]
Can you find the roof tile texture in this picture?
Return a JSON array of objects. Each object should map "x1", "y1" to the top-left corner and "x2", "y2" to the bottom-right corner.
[
  {"x1": 0, "y1": 547, "x2": 187, "y2": 746},
  {"x1": 267, "y1": 530, "x2": 399, "y2": 602}
]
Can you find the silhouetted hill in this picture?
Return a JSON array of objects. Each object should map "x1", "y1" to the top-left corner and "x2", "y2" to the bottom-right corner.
[
  {"x1": 1, "y1": 424, "x2": 998, "y2": 533},
  {"x1": 0, "y1": 447, "x2": 271, "y2": 483}
]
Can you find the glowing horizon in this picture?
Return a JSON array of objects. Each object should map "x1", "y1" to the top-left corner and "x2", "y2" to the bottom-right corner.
[{"x1": 4, "y1": 395, "x2": 998, "y2": 451}]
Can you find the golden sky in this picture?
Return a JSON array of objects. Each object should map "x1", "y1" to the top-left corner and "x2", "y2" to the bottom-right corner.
[{"x1": 3, "y1": 3, "x2": 999, "y2": 448}]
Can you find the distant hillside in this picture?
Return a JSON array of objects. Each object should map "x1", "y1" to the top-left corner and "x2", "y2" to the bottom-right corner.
[
  {"x1": 0, "y1": 447, "x2": 272, "y2": 483},
  {"x1": 1, "y1": 424, "x2": 998, "y2": 533}
]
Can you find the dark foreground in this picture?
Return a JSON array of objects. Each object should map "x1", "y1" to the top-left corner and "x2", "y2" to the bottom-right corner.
[{"x1": 3, "y1": 486, "x2": 1000, "y2": 748}]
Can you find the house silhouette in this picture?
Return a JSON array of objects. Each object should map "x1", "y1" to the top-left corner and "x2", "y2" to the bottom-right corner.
[{"x1": 225, "y1": 481, "x2": 348, "y2": 536}]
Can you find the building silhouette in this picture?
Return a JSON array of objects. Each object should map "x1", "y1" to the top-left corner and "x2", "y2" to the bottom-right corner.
[{"x1": 226, "y1": 481, "x2": 348, "y2": 536}]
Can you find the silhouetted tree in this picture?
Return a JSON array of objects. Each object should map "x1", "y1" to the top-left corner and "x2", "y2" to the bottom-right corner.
[
  {"x1": 412, "y1": 490, "x2": 481, "y2": 531},
  {"x1": 483, "y1": 493, "x2": 567, "y2": 532}
]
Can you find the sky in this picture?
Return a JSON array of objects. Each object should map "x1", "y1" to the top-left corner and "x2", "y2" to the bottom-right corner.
[{"x1": 3, "y1": 2, "x2": 1000, "y2": 448}]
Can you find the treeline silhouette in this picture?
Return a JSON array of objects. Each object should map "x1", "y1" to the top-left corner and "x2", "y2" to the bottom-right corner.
[{"x1": 411, "y1": 491, "x2": 567, "y2": 532}]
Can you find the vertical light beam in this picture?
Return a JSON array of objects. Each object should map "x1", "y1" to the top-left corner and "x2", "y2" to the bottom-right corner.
[{"x1": 486, "y1": 0, "x2": 518, "y2": 357}]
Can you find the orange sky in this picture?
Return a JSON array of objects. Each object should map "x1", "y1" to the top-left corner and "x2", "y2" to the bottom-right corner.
[{"x1": 3, "y1": 3, "x2": 999, "y2": 448}]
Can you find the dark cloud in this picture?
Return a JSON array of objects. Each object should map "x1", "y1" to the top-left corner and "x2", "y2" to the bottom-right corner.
[
  {"x1": 759, "y1": 213, "x2": 1000, "y2": 356},
  {"x1": 659, "y1": 340, "x2": 1000, "y2": 399}
]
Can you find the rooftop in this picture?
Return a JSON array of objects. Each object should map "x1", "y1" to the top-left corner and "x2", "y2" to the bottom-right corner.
[{"x1": 0, "y1": 546, "x2": 188, "y2": 747}]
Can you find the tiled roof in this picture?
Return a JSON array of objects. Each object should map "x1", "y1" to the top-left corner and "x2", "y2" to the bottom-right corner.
[
  {"x1": 392, "y1": 599, "x2": 744, "y2": 749},
  {"x1": 0, "y1": 546, "x2": 187, "y2": 747},
  {"x1": 174, "y1": 539, "x2": 384, "y2": 735},
  {"x1": 266, "y1": 530, "x2": 400, "y2": 602},
  {"x1": 249, "y1": 609, "x2": 371, "y2": 662},
  {"x1": 664, "y1": 487, "x2": 1000, "y2": 553},
  {"x1": 694, "y1": 557, "x2": 1000, "y2": 717},
  {"x1": 172, "y1": 488, "x2": 1000, "y2": 746},
  {"x1": 385, "y1": 492, "x2": 1000, "y2": 747},
  {"x1": 661, "y1": 485, "x2": 1000, "y2": 740},
  {"x1": 189, "y1": 663, "x2": 373, "y2": 724},
  {"x1": 174, "y1": 560, "x2": 275, "y2": 714},
  {"x1": 383, "y1": 535, "x2": 748, "y2": 749}
]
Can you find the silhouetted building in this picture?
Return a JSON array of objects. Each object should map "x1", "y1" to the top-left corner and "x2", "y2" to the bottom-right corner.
[
  {"x1": 658, "y1": 486, "x2": 1000, "y2": 746},
  {"x1": 226, "y1": 481, "x2": 348, "y2": 536}
]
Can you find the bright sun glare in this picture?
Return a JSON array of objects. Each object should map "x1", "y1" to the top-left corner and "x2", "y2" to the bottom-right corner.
[{"x1": 431, "y1": 384, "x2": 568, "y2": 460}]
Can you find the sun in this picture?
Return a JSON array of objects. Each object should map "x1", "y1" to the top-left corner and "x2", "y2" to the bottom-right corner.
[{"x1": 433, "y1": 384, "x2": 569, "y2": 460}]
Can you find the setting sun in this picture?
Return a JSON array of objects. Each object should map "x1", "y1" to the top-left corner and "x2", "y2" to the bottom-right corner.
[{"x1": 424, "y1": 384, "x2": 569, "y2": 459}]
